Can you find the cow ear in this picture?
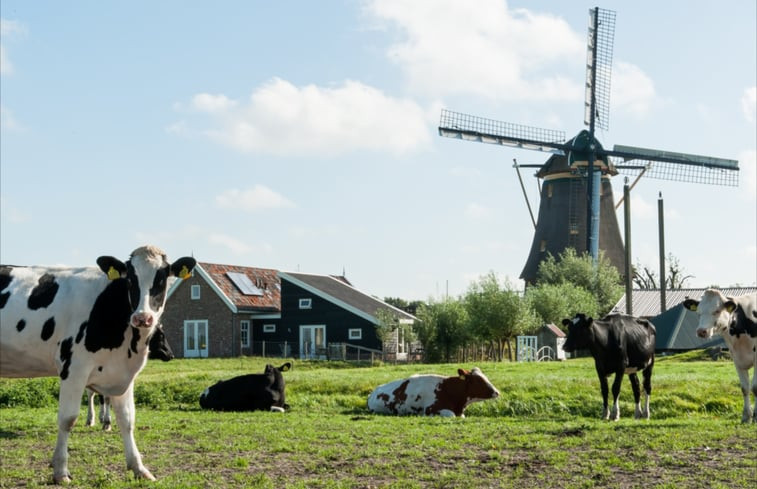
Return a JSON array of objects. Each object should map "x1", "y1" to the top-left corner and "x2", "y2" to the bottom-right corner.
[
  {"x1": 561, "y1": 318, "x2": 571, "y2": 327},
  {"x1": 683, "y1": 299, "x2": 698, "y2": 312},
  {"x1": 724, "y1": 301, "x2": 737, "y2": 313},
  {"x1": 171, "y1": 257, "x2": 197, "y2": 279},
  {"x1": 458, "y1": 369, "x2": 469, "y2": 379},
  {"x1": 280, "y1": 362, "x2": 292, "y2": 372},
  {"x1": 96, "y1": 256, "x2": 127, "y2": 280}
]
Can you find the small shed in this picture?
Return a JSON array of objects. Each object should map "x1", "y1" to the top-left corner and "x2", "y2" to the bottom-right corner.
[{"x1": 536, "y1": 324, "x2": 566, "y2": 361}]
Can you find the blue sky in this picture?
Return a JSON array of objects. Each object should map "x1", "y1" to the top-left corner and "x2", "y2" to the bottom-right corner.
[{"x1": 2, "y1": 0, "x2": 755, "y2": 301}]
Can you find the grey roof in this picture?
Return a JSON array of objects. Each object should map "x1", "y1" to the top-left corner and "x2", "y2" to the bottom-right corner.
[
  {"x1": 279, "y1": 272, "x2": 417, "y2": 325},
  {"x1": 611, "y1": 288, "x2": 757, "y2": 318},
  {"x1": 612, "y1": 288, "x2": 756, "y2": 351}
]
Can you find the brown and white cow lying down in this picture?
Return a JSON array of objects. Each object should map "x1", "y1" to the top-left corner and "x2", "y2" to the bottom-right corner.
[
  {"x1": 367, "y1": 367, "x2": 500, "y2": 417},
  {"x1": 0, "y1": 246, "x2": 195, "y2": 483},
  {"x1": 684, "y1": 289, "x2": 757, "y2": 423}
]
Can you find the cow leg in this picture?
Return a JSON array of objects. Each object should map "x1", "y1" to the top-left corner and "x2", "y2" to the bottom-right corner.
[
  {"x1": 734, "y1": 365, "x2": 753, "y2": 423},
  {"x1": 641, "y1": 365, "x2": 653, "y2": 420},
  {"x1": 53, "y1": 377, "x2": 87, "y2": 484},
  {"x1": 629, "y1": 373, "x2": 642, "y2": 419},
  {"x1": 100, "y1": 396, "x2": 112, "y2": 431},
  {"x1": 110, "y1": 384, "x2": 156, "y2": 481},
  {"x1": 597, "y1": 374, "x2": 610, "y2": 420},
  {"x1": 751, "y1": 343, "x2": 757, "y2": 423},
  {"x1": 85, "y1": 389, "x2": 97, "y2": 427},
  {"x1": 609, "y1": 372, "x2": 623, "y2": 421}
]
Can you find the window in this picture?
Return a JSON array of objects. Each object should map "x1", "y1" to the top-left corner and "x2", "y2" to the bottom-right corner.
[
  {"x1": 348, "y1": 328, "x2": 362, "y2": 340},
  {"x1": 263, "y1": 324, "x2": 276, "y2": 333},
  {"x1": 299, "y1": 298, "x2": 312, "y2": 309},
  {"x1": 191, "y1": 284, "x2": 201, "y2": 300},
  {"x1": 240, "y1": 320, "x2": 250, "y2": 347}
]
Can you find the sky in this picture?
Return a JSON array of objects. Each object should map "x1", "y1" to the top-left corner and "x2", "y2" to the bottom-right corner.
[{"x1": 1, "y1": 0, "x2": 755, "y2": 302}]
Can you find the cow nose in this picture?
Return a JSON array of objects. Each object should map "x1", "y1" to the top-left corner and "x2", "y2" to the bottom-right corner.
[{"x1": 131, "y1": 313, "x2": 153, "y2": 328}]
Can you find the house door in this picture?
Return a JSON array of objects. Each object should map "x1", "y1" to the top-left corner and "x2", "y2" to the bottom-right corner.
[
  {"x1": 184, "y1": 320, "x2": 209, "y2": 358},
  {"x1": 299, "y1": 325, "x2": 326, "y2": 359}
]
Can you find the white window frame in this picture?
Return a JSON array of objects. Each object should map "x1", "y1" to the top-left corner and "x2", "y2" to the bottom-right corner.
[
  {"x1": 299, "y1": 298, "x2": 312, "y2": 309},
  {"x1": 191, "y1": 284, "x2": 201, "y2": 300},
  {"x1": 240, "y1": 320, "x2": 250, "y2": 347},
  {"x1": 263, "y1": 324, "x2": 276, "y2": 333},
  {"x1": 348, "y1": 328, "x2": 362, "y2": 340}
]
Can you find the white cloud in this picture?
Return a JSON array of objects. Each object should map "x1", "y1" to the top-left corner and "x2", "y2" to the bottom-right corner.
[
  {"x1": 740, "y1": 149, "x2": 756, "y2": 199},
  {"x1": 464, "y1": 202, "x2": 491, "y2": 219},
  {"x1": 179, "y1": 78, "x2": 431, "y2": 156},
  {"x1": 191, "y1": 93, "x2": 237, "y2": 113},
  {"x1": 0, "y1": 105, "x2": 22, "y2": 130},
  {"x1": 364, "y1": 0, "x2": 584, "y2": 101},
  {"x1": 611, "y1": 61, "x2": 657, "y2": 119},
  {"x1": 630, "y1": 194, "x2": 656, "y2": 219},
  {"x1": 1, "y1": 19, "x2": 26, "y2": 76},
  {"x1": 215, "y1": 185, "x2": 295, "y2": 213},
  {"x1": 207, "y1": 233, "x2": 254, "y2": 255},
  {"x1": 742, "y1": 86, "x2": 756, "y2": 124}
]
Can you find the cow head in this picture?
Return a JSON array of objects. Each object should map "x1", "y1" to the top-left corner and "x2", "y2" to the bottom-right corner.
[
  {"x1": 683, "y1": 289, "x2": 736, "y2": 339},
  {"x1": 147, "y1": 326, "x2": 174, "y2": 361},
  {"x1": 459, "y1": 367, "x2": 500, "y2": 402},
  {"x1": 97, "y1": 246, "x2": 196, "y2": 329},
  {"x1": 561, "y1": 313, "x2": 592, "y2": 352}
]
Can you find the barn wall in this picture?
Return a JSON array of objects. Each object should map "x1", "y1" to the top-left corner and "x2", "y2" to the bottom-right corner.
[
  {"x1": 163, "y1": 275, "x2": 235, "y2": 358},
  {"x1": 280, "y1": 279, "x2": 382, "y2": 355}
]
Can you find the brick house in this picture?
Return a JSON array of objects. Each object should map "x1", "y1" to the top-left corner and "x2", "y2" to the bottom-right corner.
[{"x1": 162, "y1": 262, "x2": 417, "y2": 359}]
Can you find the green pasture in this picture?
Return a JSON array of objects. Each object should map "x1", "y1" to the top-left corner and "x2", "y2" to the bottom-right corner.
[{"x1": 1, "y1": 354, "x2": 755, "y2": 488}]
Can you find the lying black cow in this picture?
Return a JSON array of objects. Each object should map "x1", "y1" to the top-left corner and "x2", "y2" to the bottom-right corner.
[
  {"x1": 199, "y1": 362, "x2": 292, "y2": 412},
  {"x1": 562, "y1": 313, "x2": 655, "y2": 421}
]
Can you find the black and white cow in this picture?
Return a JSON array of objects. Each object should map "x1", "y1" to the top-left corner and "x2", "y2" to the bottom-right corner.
[
  {"x1": 367, "y1": 367, "x2": 500, "y2": 417},
  {"x1": 199, "y1": 362, "x2": 292, "y2": 412},
  {"x1": 683, "y1": 289, "x2": 757, "y2": 423},
  {"x1": 0, "y1": 246, "x2": 195, "y2": 483},
  {"x1": 562, "y1": 313, "x2": 656, "y2": 421},
  {"x1": 85, "y1": 325, "x2": 175, "y2": 431}
]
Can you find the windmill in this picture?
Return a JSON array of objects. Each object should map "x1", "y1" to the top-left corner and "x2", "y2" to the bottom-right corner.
[{"x1": 438, "y1": 7, "x2": 739, "y2": 284}]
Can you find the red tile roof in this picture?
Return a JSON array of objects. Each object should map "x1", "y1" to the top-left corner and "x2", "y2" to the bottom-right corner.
[{"x1": 199, "y1": 262, "x2": 280, "y2": 312}]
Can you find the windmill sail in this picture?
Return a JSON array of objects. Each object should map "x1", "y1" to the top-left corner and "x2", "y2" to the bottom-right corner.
[{"x1": 437, "y1": 6, "x2": 739, "y2": 285}]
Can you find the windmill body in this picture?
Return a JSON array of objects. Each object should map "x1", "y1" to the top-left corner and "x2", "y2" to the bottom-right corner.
[
  {"x1": 438, "y1": 7, "x2": 738, "y2": 285},
  {"x1": 520, "y1": 132, "x2": 625, "y2": 284}
]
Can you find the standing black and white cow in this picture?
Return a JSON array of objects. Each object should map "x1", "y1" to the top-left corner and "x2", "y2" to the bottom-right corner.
[
  {"x1": 0, "y1": 246, "x2": 195, "y2": 483},
  {"x1": 562, "y1": 313, "x2": 656, "y2": 421},
  {"x1": 85, "y1": 325, "x2": 175, "y2": 431},
  {"x1": 683, "y1": 289, "x2": 757, "y2": 423},
  {"x1": 199, "y1": 362, "x2": 292, "y2": 412}
]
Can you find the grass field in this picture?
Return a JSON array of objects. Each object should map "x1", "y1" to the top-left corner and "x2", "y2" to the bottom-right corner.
[{"x1": 1, "y1": 354, "x2": 755, "y2": 488}]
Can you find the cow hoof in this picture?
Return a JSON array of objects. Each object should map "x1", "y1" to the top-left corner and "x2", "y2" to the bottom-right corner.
[
  {"x1": 135, "y1": 468, "x2": 156, "y2": 481},
  {"x1": 102, "y1": 423, "x2": 112, "y2": 432},
  {"x1": 53, "y1": 471, "x2": 72, "y2": 485}
]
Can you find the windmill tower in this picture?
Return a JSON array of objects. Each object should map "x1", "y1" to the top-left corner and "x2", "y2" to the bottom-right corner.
[{"x1": 438, "y1": 7, "x2": 739, "y2": 285}]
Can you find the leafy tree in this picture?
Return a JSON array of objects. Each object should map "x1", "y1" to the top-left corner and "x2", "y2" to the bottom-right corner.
[
  {"x1": 463, "y1": 272, "x2": 540, "y2": 361},
  {"x1": 414, "y1": 298, "x2": 469, "y2": 363},
  {"x1": 535, "y1": 248, "x2": 623, "y2": 316},
  {"x1": 383, "y1": 297, "x2": 424, "y2": 316},
  {"x1": 525, "y1": 282, "x2": 599, "y2": 327}
]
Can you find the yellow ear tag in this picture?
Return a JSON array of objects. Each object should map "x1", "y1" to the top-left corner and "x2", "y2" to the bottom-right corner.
[
  {"x1": 179, "y1": 265, "x2": 191, "y2": 279},
  {"x1": 690, "y1": 304, "x2": 698, "y2": 312},
  {"x1": 107, "y1": 266, "x2": 120, "y2": 281}
]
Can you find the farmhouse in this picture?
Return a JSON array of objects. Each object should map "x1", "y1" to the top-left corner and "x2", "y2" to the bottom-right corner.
[
  {"x1": 611, "y1": 287, "x2": 757, "y2": 352},
  {"x1": 161, "y1": 262, "x2": 417, "y2": 359}
]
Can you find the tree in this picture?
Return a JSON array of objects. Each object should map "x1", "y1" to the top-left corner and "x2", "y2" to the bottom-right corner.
[
  {"x1": 633, "y1": 253, "x2": 693, "y2": 289},
  {"x1": 525, "y1": 282, "x2": 599, "y2": 327},
  {"x1": 535, "y1": 248, "x2": 623, "y2": 316},
  {"x1": 414, "y1": 298, "x2": 469, "y2": 363},
  {"x1": 463, "y1": 272, "x2": 540, "y2": 361}
]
